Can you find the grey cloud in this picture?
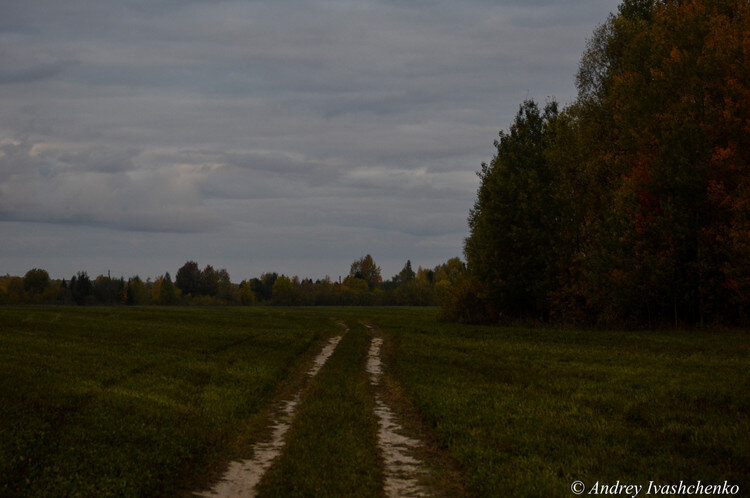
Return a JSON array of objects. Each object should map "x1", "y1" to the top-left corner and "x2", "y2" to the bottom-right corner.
[
  {"x1": 0, "y1": 138, "x2": 220, "y2": 233},
  {"x1": 0, "y1": 0, "x2": 621, "y2": 278},
  {"x1": 0, "y1": 61, "x2": 75, "y2": 85}
]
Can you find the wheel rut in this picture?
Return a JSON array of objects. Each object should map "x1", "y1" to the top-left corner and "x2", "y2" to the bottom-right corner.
[
  {"x1": 365, "y1": 324, "x2": 431, "y2": 497},
  {"x1": 194, "y1": 325, "x2": 347, "y2": 498}
]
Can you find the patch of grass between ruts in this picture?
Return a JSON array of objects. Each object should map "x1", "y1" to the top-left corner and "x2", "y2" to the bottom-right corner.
[{"x1": 256, "y1": 322, "x2": 383, "y2": 497}]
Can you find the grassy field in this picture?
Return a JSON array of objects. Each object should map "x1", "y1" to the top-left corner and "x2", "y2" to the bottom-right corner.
[
  {"x1": 1, "y1": 306, "x2": 748, "y2": 496},
  {"x1": 0, "y1": 306, "x2": 335, "y2": 496},
  {"x1": 363, "y1": 307, "x2": 750, "y2": 496}
]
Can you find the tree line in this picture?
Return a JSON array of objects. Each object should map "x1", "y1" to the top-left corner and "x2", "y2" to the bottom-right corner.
[
  {"x1": 449, "y1": 0, "x2": 749, "y2": 327},
  {"x1": 0, "y1": 255, "x2": 467, "y2": 307}
]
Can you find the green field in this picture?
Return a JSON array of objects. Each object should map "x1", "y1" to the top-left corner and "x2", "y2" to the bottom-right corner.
[{"x1": 1, "y1": 306, "x2": 748, "y2": 496}]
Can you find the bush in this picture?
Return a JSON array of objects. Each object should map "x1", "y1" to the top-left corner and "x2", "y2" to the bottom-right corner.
[{"x1": 438, "y1": 278, "x2": 496, "y2": 324}]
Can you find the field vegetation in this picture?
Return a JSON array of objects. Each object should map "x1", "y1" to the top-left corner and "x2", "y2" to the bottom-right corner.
[
  {"x1": 2, "y1": 306, "x2": 747, "y2": 496},
  {"x1": 0, "y1": 306, "x2": 332, "y2": 495},
  {"x1": 366, "y1": 307, "x2": 750, "y2": 496},
  {"x1": 257, "y1": 322, "x2": 383, "y2": 496}
]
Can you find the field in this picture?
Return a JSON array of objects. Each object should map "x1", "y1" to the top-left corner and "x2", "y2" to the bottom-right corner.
[{"x1": 1, "y1": 306, "x2": 748, "y2": 496}]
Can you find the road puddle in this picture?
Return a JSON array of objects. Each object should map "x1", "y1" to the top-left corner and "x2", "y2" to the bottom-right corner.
[{"x1": 196, "y1": 332, "x2": 344, "y2": 498}]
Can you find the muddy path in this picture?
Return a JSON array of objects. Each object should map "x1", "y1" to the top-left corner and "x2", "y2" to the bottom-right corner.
[
  {"x1": 365, "y1": 324, "x2": 431, "y2": 497},
  {"x1": 194, "y1": 325, "x2": 347, "y2": 498}
]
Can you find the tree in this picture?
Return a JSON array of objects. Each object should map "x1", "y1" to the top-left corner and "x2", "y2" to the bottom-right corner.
[
  {"x1": 175, "y1": 261, "x2": 201, "y2": 296},
  {"x1": 395, "y1": 260, "x2": 415, "y2": 286},
  {"x1": 70, "y1": 271, "x2": 92, "y2": 305},
  {"x1": 3, "y1": 277, "x2": 26, "y2": 304},
  {"x1": 433, "y1": 257, "x2": 467, "y2": 284},
  {"x1": 464, "y1": 100, "x2": 564, "y2": 319},
  {"x1": 23, "y1": 268, "x2": 50, "y2": 296},
  {"x1": 124, "y1": 276, "x2": 148, "y2": 305},
  {"x1": 569, "y1": 0, "x2": 750, "y2": 325},
  {"x1": 272, "y1": 275, "x2": 296, "y2": 305},
  {"x1": 93, "y1": 275, "x2": 123, "y2": 304},
  {"x1": 216, "y1": 268, "x2": 234, "y2": 301},
  {"x1": 200, "y1": 265, "x2": 220, "y2": 297},
  {"x1": 259, "y1": 273, "x2": 278, "y2": 302},
  {"x1": 238, "y1": 280, "x2": 257, "y2": 305},
  {"x1": 341, "y1": 276, "x2": 370, "y2": 305},
  {"x1": 152, "y1": 272, "x2": 177, "y2": 305},
  {"x1": 349, "y1": 255, "x2": 381, "y2": 290}
]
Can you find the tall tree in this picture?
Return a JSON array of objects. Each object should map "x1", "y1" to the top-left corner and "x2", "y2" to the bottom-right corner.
[
  {"x1": 395, "y1": 260, "x2": 415, "y2": 285},
  {"x1": 464, "y1": 100, "x2": 563, "y2": 319},
  {"x1": 200, "y1": 265, "x2": 220, "y2": 297},
  {"x1": 175, "y1": 261, "x2": 201, "y2": 297},
  {"x1": 23, "y1": 268, "x2": 50, "y2": 295},
  {"x1": 70, "y1": 271, "x2": 92, "y2": 305},
  {"x1": 572, "y1": 0, "x2": 750, "y2": 325},
  {"x1": 349, "y1": 255, "x2": 381, "y2": 290}
]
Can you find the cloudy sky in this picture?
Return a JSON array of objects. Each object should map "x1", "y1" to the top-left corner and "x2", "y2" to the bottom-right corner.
[{"x1": 0, "y1": 0, "x2": 619, "y2": 281}]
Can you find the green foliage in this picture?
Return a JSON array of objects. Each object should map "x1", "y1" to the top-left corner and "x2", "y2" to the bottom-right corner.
[
  {"x1": 238, "y1": 280, "x2": 257, "y2": 305},
  {"x1": 394, "y1": 260, "x2": 416, "y2": 285},
  {"x1": 152, "y1": 273, "x2": 178, "y2": 305},
  {"x1": 0, "y1": 307, "x2": 324, "y2": 496},
  {"x1": 460, "y1": 0, "x2": 750, "y2": 326},
  {"x1": 2, "y1": 277, "x2": 26, "y2": 304},
  {"x1": 259, "y1": 272, "x2": 278, "y2": 301},
  {"x1": 124, "y1": 276, "x2": 149, "y2": 305},
  {"x1": 369, "y1": 307, "x2": 750, "y2": 496},
  {"x1": 200, "y1": 265, "x2": 220, "y2": 297},
  {"x1": 92, "y1": 275, "x2": 124, "y2": 305},
  {"x1": 175, "y1": 261, "x2": 201, "y2": 296},
  {"x1": 257, "y1": 324, "x2": 382, "y2": 496},
  {"x1": 438, "y1": 277, "x2": 495, "y2": 324},
  {"x1": 69, "y1": 271, "x2": 92, "y2": 305},
  {"x1": 465, "y1": 100, "x2": 564, "y2": 320},
  {"x1": 23, "y1": 268, "x2": 50, "y2": 295},
  {"x1": 272, "y1": 275, "x2": 297, "y2": 305},
  {"x1": 4, "y1": 255, "x2": 468, "y2": 308},
  {"x1": 349, "y1": 254, "x2": 381, "y2": 290}
]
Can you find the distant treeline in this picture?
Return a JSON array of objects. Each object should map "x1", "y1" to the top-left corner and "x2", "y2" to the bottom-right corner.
[
  {"x1": 0, "y1": 255, "x2": 467, "y2": 307},
  {"x1": 447, "y1": 0, "x2": 749, "y2": 327}
]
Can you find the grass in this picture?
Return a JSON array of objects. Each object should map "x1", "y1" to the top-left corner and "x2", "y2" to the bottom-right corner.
[
  {"x1": 257, "y1": 321, "x2": 383, "y2": 497},
  {"x1": 364, "y1": 307, "x2": 750, "y2": 496},
  {"x1": 1, "y1": 306, "x2": 747, "y2": 496},
  {"x1": 0, "y1": 306, "x2": 335, "y2": 496}
]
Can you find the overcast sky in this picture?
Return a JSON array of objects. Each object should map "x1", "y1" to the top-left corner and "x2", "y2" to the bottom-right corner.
[{"x1": 0, "y1": 0, "x2": 620, "y2": 281}]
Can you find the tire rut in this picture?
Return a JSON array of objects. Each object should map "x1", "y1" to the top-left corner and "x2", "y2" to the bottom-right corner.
[
  {"x1": 194, "y1": 324, "x2": 348, "y2": 498},
  {"x1": 365, "y1": 324, "x2": 431, "y2": 497}
]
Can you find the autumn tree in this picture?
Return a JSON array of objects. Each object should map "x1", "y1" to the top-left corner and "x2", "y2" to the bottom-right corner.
[
  {"x1": 394, "y1": 260, "x2": 415, "y2": 286},
  {"x1": 349, "y1": 255, "x2": 381, "y2": 290},
  {"x1": 152, "y1": 272, "x2": 177, "y2": 305},
  {"x1": 272, "y1": 275, "x2": 296, "y2": 305},
  {"x1": 572, "y1": 0, "x2": 750, "y2": 325},
  {"x1": 238, "y1": 280, "x2": 257, "y2": 305},
  {"x1": 124, "y1": 276, "x2": 149, "y2": 305},
  {"x1": 456, "y1": 0, "x2": 749, "y2": 326}
]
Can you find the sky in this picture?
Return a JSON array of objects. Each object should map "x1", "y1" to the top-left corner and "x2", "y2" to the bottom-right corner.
[{"x1": 0, "y1": 0, "x2": 620, "y2": 281}]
